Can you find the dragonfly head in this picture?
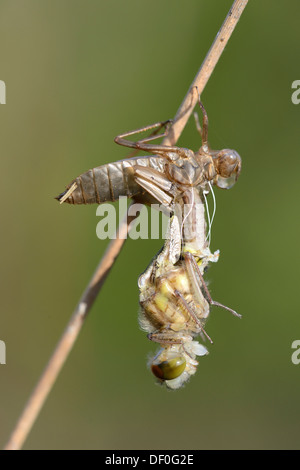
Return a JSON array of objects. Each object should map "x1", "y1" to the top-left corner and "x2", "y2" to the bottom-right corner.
[
  {"x1": 149, "y1": 341, "x2": 208, "y2": 389},
  {"x1": 212, "y1": 148, "x2": 241, "y2": 189},
  {"x1": 151, "y1": 355, "x2": 186, "y2": 381}
]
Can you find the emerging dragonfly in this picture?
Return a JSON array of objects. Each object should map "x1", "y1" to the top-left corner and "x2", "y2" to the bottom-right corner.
[
  {"x1": 57, "y1": 98, "x2": 242, "y2": 388},
  {"x1": 138, "y1": 215, "x2": 215, "y2": 390}
]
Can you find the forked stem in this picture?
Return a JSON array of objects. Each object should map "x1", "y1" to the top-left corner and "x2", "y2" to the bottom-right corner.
[{"x1": 4, "y1": 0, "x2": 248, "y2": 450}]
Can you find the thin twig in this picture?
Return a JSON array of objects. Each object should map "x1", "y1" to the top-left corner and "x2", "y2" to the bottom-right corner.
[
  {"x1": 163, "y1": 0, "x2": 248, "y2": 146},
  {"x1": 4, "y1": 210, "x2": 137, "y2": 450},
  {"x1": 4, "y1": 0, "x2": 248, "y2": 450}
]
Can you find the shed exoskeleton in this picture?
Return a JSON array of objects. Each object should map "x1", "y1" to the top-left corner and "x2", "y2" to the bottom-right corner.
[{"x1": 56, "y1": 98, "x2": 242, "y2": 388}]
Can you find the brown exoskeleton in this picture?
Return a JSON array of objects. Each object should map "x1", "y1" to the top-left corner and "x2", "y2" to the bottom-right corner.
[
  {"x1": 56, "y1": 100, "x2": 241, "y2": 209},
  {"x1": 57, "y1": 97, "x2": 242, "y2": 388}
]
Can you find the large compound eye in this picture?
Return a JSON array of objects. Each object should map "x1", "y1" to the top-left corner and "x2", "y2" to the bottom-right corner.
[
  {"x1": 214, "y1": 149, "x2": 241, "y2": 189},
  {"x1": 151, "y1": 356, "x2": 186, "y2": 381}
]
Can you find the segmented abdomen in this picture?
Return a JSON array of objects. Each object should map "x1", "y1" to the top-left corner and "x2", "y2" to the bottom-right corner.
[{"x1": 57, "y1": 155, "x2": 166, "y2": 205}]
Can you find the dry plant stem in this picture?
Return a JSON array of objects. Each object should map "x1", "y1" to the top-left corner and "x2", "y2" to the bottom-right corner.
[
  {"x1": 4, "y1": 0, "x2": 248, "y2": 451},
  {"x1": 4, "y1": 210, "x2": 137, "y2": 451},
  {"x1": 163, "y1": 0, "x2": 248, "y2": 146}
]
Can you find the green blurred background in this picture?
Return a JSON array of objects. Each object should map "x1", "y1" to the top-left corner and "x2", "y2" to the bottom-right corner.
[{"x1": 0, "y1": 0, "x2": 300, "y2": 450}]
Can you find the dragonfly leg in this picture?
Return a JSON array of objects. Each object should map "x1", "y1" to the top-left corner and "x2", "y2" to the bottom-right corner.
[
  {"x1": 147, "y1": 331, "x2": 183, "y2": 345},
  {"x1": 123, "y1": 121, "x2": 172, "y2": 158},
  {"x1": 114, "y1": 120, "x2": 193, "y2": 160},
  {"x1": 184, "y1": 251, "x2": 242, "y2": 318},
  {"x1": 193, "y1": 111, "x2": 202, "y2": 138},
  {"x1": 173, "y1": 290, "x2": 213, "y2": 343},
  {"x1": 114, "y1": 120, "x2": 177, "y2": 151},
  {"x1": 194, "y1": 86, "x2": 209, "y2": 146}
]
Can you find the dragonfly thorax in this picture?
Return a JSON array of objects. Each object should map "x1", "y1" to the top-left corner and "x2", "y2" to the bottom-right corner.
[{"x1": 166, "y1": 151, "x2": 213, "y2": 188}]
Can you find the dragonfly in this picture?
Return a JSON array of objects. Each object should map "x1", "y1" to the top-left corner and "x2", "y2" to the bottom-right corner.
[
  {"x1": 57, "y1": 98, "x2": 242, "y2": 388},
  {"x1": 138, "y1": 214, "x2": 213, "y2": 389}
]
